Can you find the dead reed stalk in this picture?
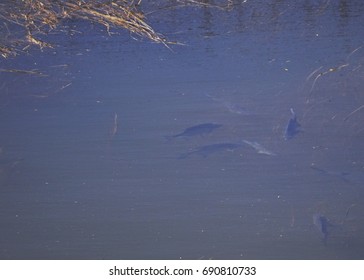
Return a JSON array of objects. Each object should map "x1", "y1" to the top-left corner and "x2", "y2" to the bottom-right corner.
[{"x1": 0, "y1": 0, "x2": 167, "y2": 57}]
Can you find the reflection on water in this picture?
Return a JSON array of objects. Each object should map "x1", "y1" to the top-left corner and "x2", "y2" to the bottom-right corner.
[{"x1": 0, "y1": 1, "x2": 364, "y2": 259}]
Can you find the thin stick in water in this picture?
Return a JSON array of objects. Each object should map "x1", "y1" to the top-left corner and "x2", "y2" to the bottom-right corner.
[
  {"x1": 344, "y1": 105, "x2": 364, "y2": 121},
  {"x1": 110, "y1": 112, "x2": 118, "y2": 138}
]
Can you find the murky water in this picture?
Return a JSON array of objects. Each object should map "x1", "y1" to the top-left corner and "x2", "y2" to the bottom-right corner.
[{"x1": 1, "y1": 0, "x2": 364, "y2": 259}]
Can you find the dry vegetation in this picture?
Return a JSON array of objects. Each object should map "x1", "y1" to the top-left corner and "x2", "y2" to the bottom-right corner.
[
  {"x1": 0, "y1": 0, "x2": 234, "y2": 58},
  {"x1": 0, "y1": 0, "x2": 165, "y2": 58}
]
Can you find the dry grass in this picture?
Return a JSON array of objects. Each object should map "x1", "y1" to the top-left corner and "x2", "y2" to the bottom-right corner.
[
  {"x1": 0, "y1": 0, "x2": 167, "y2": 57},
  {"x1": 175, "y1": 0, "x2": 233, "y2": 9},
  {"x1": 0, "y1": 0, "x2": 234, "y2": 58}
]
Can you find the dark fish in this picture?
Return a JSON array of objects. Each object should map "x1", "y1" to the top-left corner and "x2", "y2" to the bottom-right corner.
[
  {"x1": 284, "y1": 108, "x2": 301, "y2": 140},
  {"x1": 168, "y1": 123, "x2": 222, "y2": 139},
  {"x1": 178, "y1": 143, "x2": 242, "y2": 159},
  {"x1": 313, "y1": 213, "x2": 333, "y2": 245},
  {"x1": 313, "y1": 206, "x2": 356, "y2": 245}
]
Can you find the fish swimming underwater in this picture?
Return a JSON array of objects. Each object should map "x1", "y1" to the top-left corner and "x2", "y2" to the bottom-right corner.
[
  {"x1": 313, "y1": 213, "x2": 333, "y2": 245},
  {"x1": 242, "y1": 140, "x2": 276, "y2": 156},
  {"x1": 284, "y1": 108, "x2": 301, "y2": 140},
  {"x1": 167, "y1": 123, "x2": 222, "y2": 140},
  {"x1": 178, "y1": 143, "x2": 242, "y2": 159},
  {"x1": 313, "y1": 205, "x2": 356, "y2": 245}
]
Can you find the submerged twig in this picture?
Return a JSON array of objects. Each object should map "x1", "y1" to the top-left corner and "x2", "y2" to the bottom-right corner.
[
  {"x1": 344, "y1": 104, "x2": 364, "y2": 121},
  {"x1": 306, "y1": 63, "x2": 349, "y2": 102},
  {"x1": 110, "y1": 112, "x2": 118, "y2": 139},
  {"x1": 346, "y1": 45, "x2": 364, "y2": 60},
  {"x1": 306, "y1": 66, "x2": 323, "y2": 82},
  {"x1": 0, "y1": 68, "x2": 47, "y2": 76},
  {"x1": 176, "y1": 0, "x2": 233, "y2": 10}
]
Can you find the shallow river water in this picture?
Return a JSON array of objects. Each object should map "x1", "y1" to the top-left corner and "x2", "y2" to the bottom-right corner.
[{"x1": 1, "y1": 0, "x2": 364, "y2": 259}]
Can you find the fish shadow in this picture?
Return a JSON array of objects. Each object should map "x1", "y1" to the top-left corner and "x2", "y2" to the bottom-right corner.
[{"x1": 313, "y1": 213, "x2": 342, "y2": 246}]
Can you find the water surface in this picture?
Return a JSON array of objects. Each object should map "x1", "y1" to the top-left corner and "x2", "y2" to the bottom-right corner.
[{"x1": 0, "y1": 0, "x2": 364, "y2": 259}]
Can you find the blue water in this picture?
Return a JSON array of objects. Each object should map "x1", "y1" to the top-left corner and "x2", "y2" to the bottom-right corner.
[{"x1": 0, "y1": 0, "x2": 364, "y2": 259}]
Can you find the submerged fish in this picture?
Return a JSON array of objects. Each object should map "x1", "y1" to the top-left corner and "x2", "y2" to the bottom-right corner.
[
  {"x1": 284, "y1": 108, "x2": 301, "y2": 140},
  {"x1": 313, "y1": 213, "x2": 333, "y2": 245},
  {"x1": 178, "y1": 143, "x2": 242, "y2": 159},
  {"x1": 242, "y1": 140, "x2": 276, "y2": 156},
  {"x1": 167, "y1": 123, "x2": 222, "y2": 139}
]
